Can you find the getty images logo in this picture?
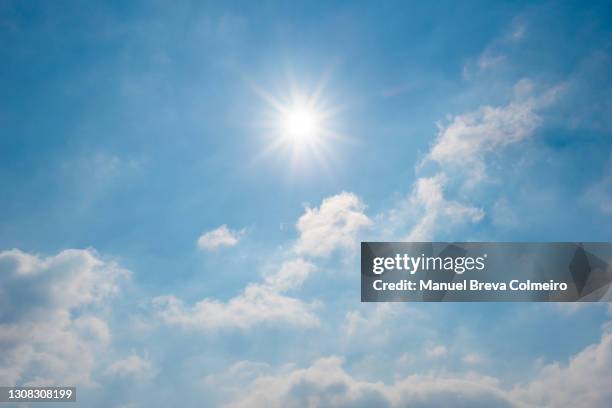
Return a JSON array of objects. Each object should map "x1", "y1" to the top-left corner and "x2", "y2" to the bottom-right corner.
[{"x1": 372, "y1": 253, "x2": 487, "y2": 275}]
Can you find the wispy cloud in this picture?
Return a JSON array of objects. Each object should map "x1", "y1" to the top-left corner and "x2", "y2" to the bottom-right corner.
[
  {"x1": 404, "y1": 174, "x2": 484, "y2": 241},
  {"x1": 424, "y1": 79, "x2": 561, "y2": 184}
]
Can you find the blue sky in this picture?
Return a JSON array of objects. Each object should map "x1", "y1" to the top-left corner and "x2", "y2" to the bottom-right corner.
[{"x1": 1, "y1": 1, "x2": 612, "y2": 407}]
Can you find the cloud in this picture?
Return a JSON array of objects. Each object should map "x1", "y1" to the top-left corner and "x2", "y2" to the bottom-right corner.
[
  {"x1": 294, "y1": 192, "x2": 372, "y2": 257},
  {"x1": 264, "y1": 258, "x2": 315, "y2": 292},
  {"x1": 424, "y1": 79, "x2": 559, "y2": 183},
  {"x1": 155, "y1": 192, "x2": 372, "y2": 332},
  {"x1": 343, "y1": 303, "x2": 425, "y2": 341},
  {"x1": 224, "y1": 326, "x2": 612, "y2": 408},
  {"x1": 106, "y1": 354, "x2": 156, "y2": 382},
  {"x1": 0, "y1": 248, "x2": 128, "y2": 386},
  {"x1": 152, "y1": 259, "x2": 319, "y2": 331},
  {"x1": 463, "y1": 19, "x2": 526, "y2": 78},
  {"x1": 225, "y1": 356, "x2": 515, "y2": 408},
  {"x1": 404, "y1": 174, "x2": 484, "y2": 241},
  {"x1": 197, "y1": 225, "x2": 244, "y2": 251},
  {"x1": 425, "y1": 344, "x2": 448, "y2": 359},
  {"x1": 511, "y1": 328, "x2": 612, "y2": 408},
  {"x1": 155, "y1": 192, "x2": 372, "y2": 331},
  {"x1": 385, "y1": 80, "x2": 562, "y2": 240}
]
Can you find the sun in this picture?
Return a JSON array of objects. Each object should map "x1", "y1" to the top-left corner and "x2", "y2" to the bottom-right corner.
[
  {"x1": 282, "y1": 106, "x2": 321, "y2": 142},
  {"x1": 251, "y1": 78, "x2": 346, "y2": 173}
]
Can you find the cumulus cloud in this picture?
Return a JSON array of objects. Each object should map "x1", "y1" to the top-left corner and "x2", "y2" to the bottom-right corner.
[
  {"x1": 197, "y1": 225, "x2": 244, "y2": 251},
  {"x1": 264, "y1": 258, "x2": 315, "y2": 292},
  {"x1": 155, "y1": 192, "x2": 373, "y2": 331},
  {"x1": 106, "y1": 354, "x2": 156, "y2": 382},
  {"x1": 512, "y1": 328, "x2": 612, "y2": 408},
  {"x1": 294, "y1": 192, "x2": 372, "y2": 257},
  {"x1": 0, "y1": 248, "x2": 128, "y2": 386},
  {"x1": 152, "y1": 259, "x2": 319, "y2": 331},
  {"x1": 225, "y1": 356, "x2": 515, "y2": 408},
  {"x1": 223, "y1": 326, "x2": 612, "y2": 408}
]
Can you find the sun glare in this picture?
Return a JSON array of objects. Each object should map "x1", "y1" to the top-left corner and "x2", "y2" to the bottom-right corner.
[
  {"x1": 253, "y1": 79, "x2": 345, "y2": 173},
  {"x1": 282, "y1": 106, "x2": 320, "y2": 141}
]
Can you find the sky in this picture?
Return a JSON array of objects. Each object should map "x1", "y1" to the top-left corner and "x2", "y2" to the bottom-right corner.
[{"x1": 1, "y1": 0, "x2": 612, "y2": 407}]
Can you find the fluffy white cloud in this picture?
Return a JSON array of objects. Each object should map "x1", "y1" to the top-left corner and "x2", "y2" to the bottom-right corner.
[
  {"x1": 197, "y1": 225, "x2": 243, "y2": 250},
  {"x1": 155, "y1": 191, "x2": 372, "y2": 332},
  {"x1": 106, "y1": 354, "x2": 156, "y2": 382},
  {"x1": 386, "y1": 80, "x2": 562, "y2": 240},
  {"x1": 0, "y1": 248, "x2": 128, "y2": 386},
  {"x1": 294, "y1": 192, "x2": 372, "y2": 257},
  {"x1": 152, "y1": 259, "x2": 319, "y2": 331}
]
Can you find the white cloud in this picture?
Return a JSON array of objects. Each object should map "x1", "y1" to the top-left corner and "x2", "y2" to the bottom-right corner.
[
  {"x1": 425, "y1": 344, "x2": 448, "y2": 359},
  {"x1": 106, "y1": 354, "x2": 156, "y2": 382},
  {"x1": 155, "y1": 192, "x2": 371, "y2": 332},
  {"x1": 202, "y1": 360, "x2": 275, "y2": 398},
  {"x1": 343, "y1": 304, "x2": 425, "y2": 340},
  {"x1": 264, "y1": 258, "x2": 315, "y2": 292},
  {"x1": 197, "y1": 225, "x2": 243, "y2": 251},
  {"x1": 223, "y1": 326, "x2": 612, "y2": 408},
  {"x1": 0, "y1": 248, "x2": 128, "y2": 386},
  {"x1": 225, "y1": 356, "x2": 514, "y2": 408},
  {"x1": 424, "y1": 79, "x2": 559, "y2": 183},
  {"x1": 294, "y1": 192, "x2": 372, "y2": 257},
  {"x1": 152, "y1": 259, "x2": 319, "y2": 331},
  {"x1": 386, "y1": 80, "x2": 562, "y2": 240},
  {"x1": 511, "y1": 328, "x2": 612, "y2": 408},
  {"x1": 404, "y1": 174, "x2": 484, "y2": 241}
]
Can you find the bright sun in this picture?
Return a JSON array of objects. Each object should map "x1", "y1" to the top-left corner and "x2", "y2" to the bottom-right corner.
[
  {"x1": 253, "y1": 80, "x2": 344, "y2": 171},
  {"x1": 282, "y1": 106, "x2": 320, "y2": 141}
]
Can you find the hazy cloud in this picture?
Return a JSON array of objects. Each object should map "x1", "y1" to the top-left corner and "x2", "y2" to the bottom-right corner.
[{"x1": 106, "y1": 354, "x2": 156, "y2": 382}]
